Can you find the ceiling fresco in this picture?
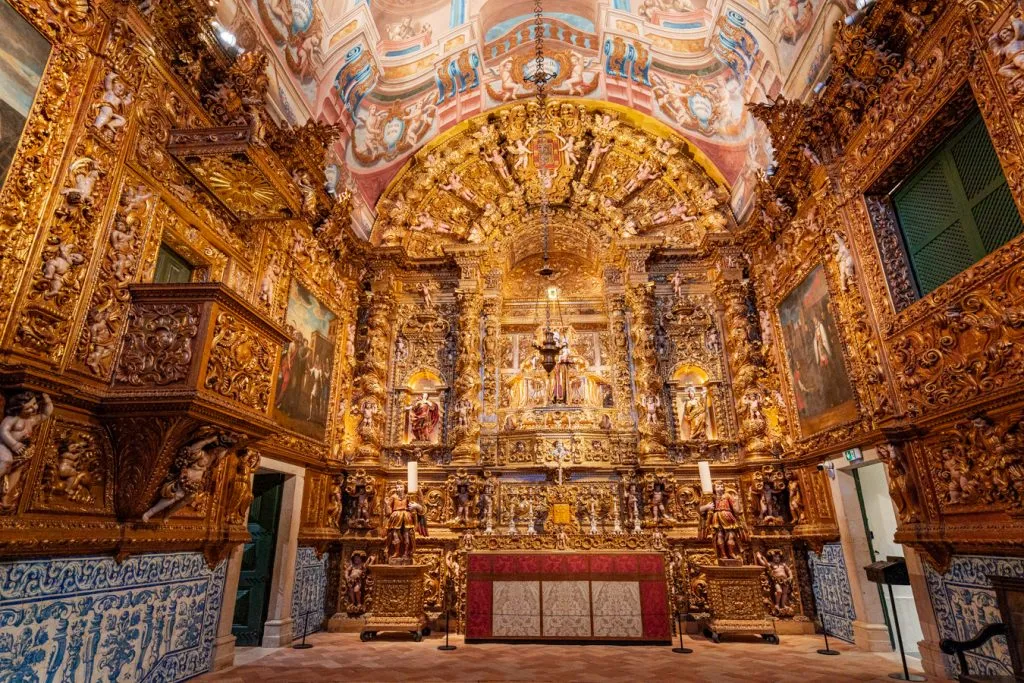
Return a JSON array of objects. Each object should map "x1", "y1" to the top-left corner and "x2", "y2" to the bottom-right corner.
[{"x1": 215, "y1": 0, "x2": 853, "y2": 237}]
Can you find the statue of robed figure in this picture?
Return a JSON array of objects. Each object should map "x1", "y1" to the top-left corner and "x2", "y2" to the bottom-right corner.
[{"x1": 385, "y1": 482, "x2": 428, "y2": 564}]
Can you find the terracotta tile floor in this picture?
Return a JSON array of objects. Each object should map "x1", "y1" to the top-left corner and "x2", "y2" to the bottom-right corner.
[{"x1": 201, "y1": 632, "x2": 931, "y2": 682}]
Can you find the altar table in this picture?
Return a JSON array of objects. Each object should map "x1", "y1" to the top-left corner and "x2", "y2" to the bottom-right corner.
[{"x1": 465, "y1": 552, "x2": 671, "y2": 643}]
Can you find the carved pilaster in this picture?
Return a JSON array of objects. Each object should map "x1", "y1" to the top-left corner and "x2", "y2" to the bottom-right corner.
[
  {"x1": 351, "y1": 270, "x2": 396, "y2": 464},
  {"x1": 626, "y1": 282, "x2": 669, "y2": 461},
  {"x1": 715, "y1": 275, "x2": 772, "y2": 459},
  {"x1": 452, "y1": 288, "x2": 483, "y2": 464},
  {"x1": 481, "y1": 290, "x2": 502, "y2": 432}
]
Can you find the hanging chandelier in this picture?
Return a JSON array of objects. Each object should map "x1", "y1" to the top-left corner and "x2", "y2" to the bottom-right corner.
[{"x1": 529, "y1": 0, "x2": 564, "y2": 375}]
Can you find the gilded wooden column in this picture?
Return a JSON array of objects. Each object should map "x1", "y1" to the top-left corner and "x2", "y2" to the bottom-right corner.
[
  {"x1": 452, "y1": 287, "x2": 483, "y2": 464},
  {"x1": 480, "y1": 270, "x2": 503, "y2": 436},
  {"x1": 626, "y1": 281, "x2": 669, "y2": 461},
  {"x1": 714, "y1": 271, "x2": 771, "y2": 458},
  {"x1": 604, "y1": 282, "x2": 633, "y2": 434},
  {"x1": 351, "y1": 269, "x2": 396, "y2": 464}
]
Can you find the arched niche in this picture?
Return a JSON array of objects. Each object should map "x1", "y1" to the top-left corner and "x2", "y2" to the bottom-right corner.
[
  {"x1": 668, "y1": 363, "x2": 718, "y2": 441},
  {"x1": 396, "y1": 368, "x2": 448, "y2": 445}
]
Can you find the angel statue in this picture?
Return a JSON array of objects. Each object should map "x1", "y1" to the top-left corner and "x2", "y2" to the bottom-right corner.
[{"x1": 384, "y1": 482, "x2": 428, "y2": 564}]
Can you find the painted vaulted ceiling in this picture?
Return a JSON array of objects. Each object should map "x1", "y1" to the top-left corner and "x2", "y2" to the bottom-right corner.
[{"x1": 214, "y1": 0, "x2": 852, "y2": 237}]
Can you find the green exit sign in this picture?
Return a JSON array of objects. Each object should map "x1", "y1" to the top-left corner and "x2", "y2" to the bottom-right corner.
[{"x1": 844, "y1": 448, "x2": 863, "y2": 463}]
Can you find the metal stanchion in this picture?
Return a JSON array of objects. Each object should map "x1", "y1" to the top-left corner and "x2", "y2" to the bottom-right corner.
[
  {"x1": 885, "y1": 583, "x2": 925, "y2": 681},
  {"x1": 817, "y1": 623, "x2": 840, "y2": 656},
  {"x1": 438, "y1": 577, "x2": 456, "y2": 651},
  {"x1": 293, "y1": 611, "x2": 314, "y2": 650},
  {"x1": 672, "y1": 611, "x2": 693, "y2": 654}
]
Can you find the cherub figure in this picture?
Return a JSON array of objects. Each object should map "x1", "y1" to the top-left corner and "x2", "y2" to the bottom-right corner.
[
  {"x1": 622, "y1": 160, "x2": 660, "y2": 196},
  {"x1": 786, "y1": 471, "x2": 804, "y2": 524},
  {"x1": 649, "y1": 481, "x2": 675, "y2": 525},
  {"x1": 108, "y1": 216, "x2": 136, "y2": 283},
  {"x1": 41, "y1": 240, "x2": 85, "y2": 299},
  {"x1": 354, "y1": 398, "x2": 378, "y2": 435},
  {"x1": 834, "y1": 233, "x2": 856, "y2": 292},
  {"x1": 652, "y1": 200, "x2": 697, "y2": 226},
  {"x1": 442, "y1": 171, "x2": 477, "y2": 204},
  {"x1": 486, "y1": 146, "x2": 515, "y2": 186},
  {"x1": 510, "y1": 138, "x2": 531, "y2": 170},
  {"x1": 51, "y1": 436, "x2": 99, "y2": 503},
  {"x1": 670, "y1": 270, "x2": 687, "y2": 299},
  {"x1": 453, "y1": 398, "x2": 473, "y2": 428},
  {"x1": 84, "y1": 305, "x2": 116, "y2": 376},
  {"x1": 0, "y1": 391, "x2": 53, "y2": 509},
  {"x1": 93, "y1": 72, "x2": 133, "y2": 139},
  {"x1": 642, "y1": 394, "x2": 661, "y2": 425},
  {"x1": 989, "y1": 17, "x2": 1024, "y2": 93},
  {"x1": 259, "y1": 258, "x2": 280, "y2": 306},
  {"x1": 142, "y1": 428, "x2": 241, "y2": 522},
  {"x1": 61, "y1": 158, "x2": 101, "y2": 205},
  {"x1": 583, "y1": 137, "x2": 612, "y2": 178},
  {"x1": 557, "y1": 134, "x2": 581, "y2": 166}
]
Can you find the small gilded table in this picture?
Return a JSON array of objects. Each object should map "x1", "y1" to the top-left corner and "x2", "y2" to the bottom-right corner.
[
  {"x1": 360, "y1": 563, "x2": 430, "y2": 642},
  {"x1": 701, "y1": 564, "x2": 778, "y2": 644}
]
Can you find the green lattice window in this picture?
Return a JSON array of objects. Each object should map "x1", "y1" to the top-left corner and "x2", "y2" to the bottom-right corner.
[{"x1": 891, "y1": 112, "x2": 1024, "y2": 296}]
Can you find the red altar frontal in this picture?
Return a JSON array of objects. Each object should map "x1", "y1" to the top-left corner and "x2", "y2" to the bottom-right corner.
[{"x1": 465, "y1": 552, "x2": 671, "y2": 643}]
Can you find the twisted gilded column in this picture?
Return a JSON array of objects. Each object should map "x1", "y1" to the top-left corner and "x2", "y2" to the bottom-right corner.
[
  {"x1": 625, "y1": 281, "x2": 669, "y2": 461},
  {"x1": 351, "y1": 271, "x2": 395, "y2": 464},
  {"x1": 451, "y1": 288, "x2": 482, "y2": 464}
]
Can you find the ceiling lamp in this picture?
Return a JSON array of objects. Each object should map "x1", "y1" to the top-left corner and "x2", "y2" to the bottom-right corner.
[{"x1": 529, "y1": 0, "x2": 565, "y2": 375}]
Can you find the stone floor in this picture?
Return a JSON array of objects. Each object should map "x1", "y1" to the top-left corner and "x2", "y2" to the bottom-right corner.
[{"x1": 201, "y1": 632, "x2": 931, "y2": 682}]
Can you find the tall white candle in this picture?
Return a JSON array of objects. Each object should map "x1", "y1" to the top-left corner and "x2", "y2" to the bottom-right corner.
[
  {"x1": 407, "y1": 460, "x2": 418, "y2": 493},
  {"x1": 698, "y1": 461, "x2": 713, "y2": 494}
]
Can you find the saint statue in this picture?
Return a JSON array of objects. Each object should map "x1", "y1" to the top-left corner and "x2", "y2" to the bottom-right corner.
[
  {"x1": 405, "y1": 392, "x2": 440, "y2": 443},
  {"x1": 699, "y1": 480, "x2": 747, "y2": 562},
  {"x1": 550, "y1": 329, "x2": 571, "y2": 405},
  {"x1": 384, "y1": 482, "x2": 428, "y2": 564},
  {"x1": 681, "y1": 386, "x2": 708, "y2": 440}
]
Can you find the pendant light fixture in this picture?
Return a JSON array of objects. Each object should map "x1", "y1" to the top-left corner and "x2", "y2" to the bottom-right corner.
[{"x1": 530, "y1": 0, "x2": 565, "y2": 376}]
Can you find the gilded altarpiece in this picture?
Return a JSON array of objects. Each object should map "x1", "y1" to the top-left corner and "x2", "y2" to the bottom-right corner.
[{"x1": 746, "y1": 0, "x2": 1024, "y2": 572}]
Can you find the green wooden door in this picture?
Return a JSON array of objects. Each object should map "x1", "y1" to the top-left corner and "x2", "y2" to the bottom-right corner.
[
  {"x1": 153, "y1": 244, "x2": 194, "y2": 284},
  {"x1": 232, "y1": 473, "x2": 284, "y2": 646}
]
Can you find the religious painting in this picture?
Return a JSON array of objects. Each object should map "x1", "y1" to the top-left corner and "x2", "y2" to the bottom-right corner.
[
  {"x1": 777, "y1": 265, "x2": 857, "y2": 435},
  {"x1": 0, "y1": 0, "x2": 50, "y2": 190},
  {"x1": 274, "y1": 279, "x2": 337, "y2": 439}
]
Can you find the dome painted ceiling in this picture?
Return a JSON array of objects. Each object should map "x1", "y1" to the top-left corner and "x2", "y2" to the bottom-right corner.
[{"x1": 214, "y1": 0, "x2": 853, "y2": 237}]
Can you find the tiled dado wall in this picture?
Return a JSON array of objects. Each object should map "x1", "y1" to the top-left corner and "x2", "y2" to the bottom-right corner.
[
  {"x1": 0, "y1": 552, "x2": 226, "y2": 682},
  {"x1": 291, "y1": 547, "x2": 328, "y2": 638},
  {"x1": 808, "y1": 542, "x2": 857, "y2": 643},
  {"x1": 925, "y1": 554, "x2": 1024, "y2": 678}
]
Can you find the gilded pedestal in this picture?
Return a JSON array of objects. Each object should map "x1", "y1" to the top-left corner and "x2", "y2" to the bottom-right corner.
[
  {"x1": 702, "y1": 564, "x2": 778, "y2": 643},
  {"x1": 361, "y1": 564, "x2": 429, "y2": 642}
]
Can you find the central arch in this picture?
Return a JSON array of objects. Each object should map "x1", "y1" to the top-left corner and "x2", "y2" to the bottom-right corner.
[{"x1": 370, "y1": 98, "x2": 735, "y2": 260}]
